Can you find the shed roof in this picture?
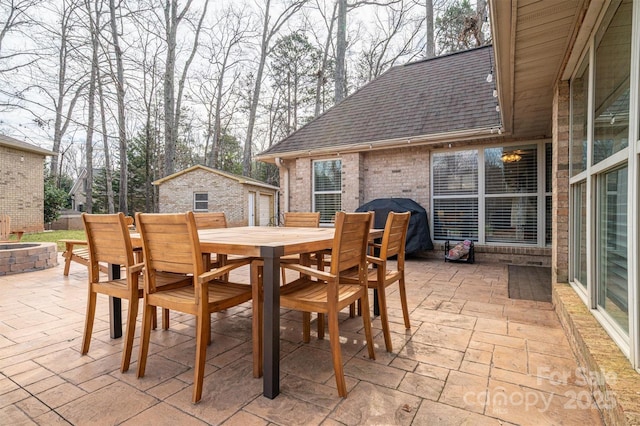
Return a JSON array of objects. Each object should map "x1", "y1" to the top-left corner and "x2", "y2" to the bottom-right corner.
[
  {"x1": 258, "y1": 45, "x2": 501, "y2": 161},
  {"x1": 153, "y1": 165, "x2": 279, "y2": 190},
  {"x1": 0, "y1": 134, "x2": 56, "y2": 156}
]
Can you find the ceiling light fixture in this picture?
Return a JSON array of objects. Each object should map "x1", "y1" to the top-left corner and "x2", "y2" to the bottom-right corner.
[{"x1": 501, "y1": 152, "x2": 522, "y2": 163}]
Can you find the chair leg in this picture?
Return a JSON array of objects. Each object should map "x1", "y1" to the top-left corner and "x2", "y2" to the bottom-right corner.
[
  {"x1": 377, "y1": 284, "x2": 393, "y2": 352},
  {"x1": 328, "y1": 308, "x2": 347, "y2": 397},
  {"x1": 121, "y1": 296, "x2": 138, "y2": 372},
  {"x1": 136, "y1": 303, "x2": 155, "y2": 378},
  {"x1": 251, "y1": 262, "x2": 263, "y2": 378},
  {"x1": 81, "y1": 290, "x2": 97, "y2": 354},
  {"x1": 398, "y1": 275, "x2": 411, "y2": 329},
  {"x1": 162, "y1": 308, "x2": 169, "y2": 330},
  {"x1": 360, "y1": 289, "x2": 376, "y2": 360},
  {"x1": 317, "y1": 313, "x2": 325, "y2": 340},
  {"x1": 302, "y1": 312, "x2": 311, "y2": 343},
  {"x1": 193, "y1": 312, "x2": 207, "y2": 403},
  {"x1": 63, "y1": 251, "x2": 72, "y2": 276}
]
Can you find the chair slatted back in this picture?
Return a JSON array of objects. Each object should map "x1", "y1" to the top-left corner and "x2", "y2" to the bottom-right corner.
[
  {"x1": 380, "y1": 212, "x2": 411, "y2": 260},
  {"x1": 330, "y1": 212, "x2": 372, "y2": 274},
  {"x1": 136, "y1": 212, "x2": 203, "y2": 278},
  {"x1": 193, "y1": 212, "x2": 228, "y2": 229},
  {"x1": 82, "y1": 213, "x2": 135, "y2": 281},
  {"x1": 283, "y1": 212, "x2": 320, "y2": 228}
]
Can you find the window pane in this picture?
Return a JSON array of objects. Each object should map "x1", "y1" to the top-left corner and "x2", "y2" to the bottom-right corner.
[
  {"x1": 570, "y1": 56, "x2": 589, "y2": 176},
  {"x1": 545, "y1": 143, "x2": 552, "y2": 193},
  {"x1": 314, "y1": 160, "x2": 341, "y2": 192},
  {"x1": 597, "y1": 166, "x2": 628, "y2": 333},
  {"x1": 194, "y1": 193, "x2": 208, "y2": 211},
  {"x1": 315, "y1": 193, "x2": 341, "y2": 223},
  {"x1": 433, "y1": 198, "x2": 478, "y2": 241},
  {"x1": 433, "y1": 151, "x2": 478, "y2": 195},
  {"x1": 545, "y1": 195, "x2": 552, "y2": 246},
  {"x1": 485, "y1": 196, "x2": 537, "y2": 244},
  {"x1": 593, "y1": 0, "x2": 631, "y2": 164},
  {"x1": 573, "y1": 182, "x2": 587, "y2": 288},
  {"x1": 485, "y1": 145, "x2": 537, "y2": 194}
]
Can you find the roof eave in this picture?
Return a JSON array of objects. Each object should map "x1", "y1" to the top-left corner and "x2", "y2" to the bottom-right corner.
[{"x1": 256, "y1": 126, "x2": 503, "y2": 163}]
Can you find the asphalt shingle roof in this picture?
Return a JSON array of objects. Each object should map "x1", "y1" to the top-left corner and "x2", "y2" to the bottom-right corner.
[{"x1": 259, "y1": 45, "x2": 501, "y2": 157}]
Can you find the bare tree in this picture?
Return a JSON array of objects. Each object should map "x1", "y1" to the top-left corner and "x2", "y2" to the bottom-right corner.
[
  {"x1": 425, "y1": 0, "x2": 434, "y2": 58},
  {"x1": 83, "y1": 0, "x2": 100, "y2": 213},
  {"x1": 242, "y1": 0, "x2": 308, "y2": 177},
  {"x1": 108, "y1": 0, "x2": 128, "y2": 213},
  {"x1": 0, "y1": 0, "x2": 40, "y2": 76},
  {"x1": 161, "y1": 0, "x2": 209, "y2": 176}
]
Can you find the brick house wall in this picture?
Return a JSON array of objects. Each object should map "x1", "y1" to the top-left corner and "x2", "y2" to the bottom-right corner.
[
  {"x1": 156, "y1": 167, "x2": 277, "y2": 226},
  {"x1": 0, "y1": 145, "x2": 47, "y2": 233},
  {"x1": 552, "y1": 81, "x2": 570, "y2": 283}
]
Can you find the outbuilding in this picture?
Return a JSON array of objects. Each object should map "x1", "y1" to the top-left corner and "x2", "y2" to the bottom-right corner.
[{"x1": 153, "y1": 165, "x2": 279, "y2": 226}]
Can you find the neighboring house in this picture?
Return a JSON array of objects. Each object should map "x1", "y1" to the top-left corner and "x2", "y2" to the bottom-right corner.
[
  {"x1": 0, "y1": 134, "x2": 56, "y2": 233},
  {"x1": 154, "y1": 165, "x2": 279, "y2": 226},
  {"x1": 259, "y1": 0, "x2": 640, "y2": 422},
  {"x1": 69, "y1": 168, "x2": 89, "y2": 212}
]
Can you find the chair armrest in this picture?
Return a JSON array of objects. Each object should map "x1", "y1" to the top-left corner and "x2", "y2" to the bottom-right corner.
[
  {"x1": 282, "y1": 262, "x2": 334, "y2": 281},
  {"x1": 129, "y1": 262, "x2": 145, "y2": 274},
  {"x1": 366, "y1": 255, "x2": 383, "y2": 266},
  {"x1": 198, "y1": 258, "x2": 251, "y2": 284},
  {"x1": 59, "y1": 239, "x2": 88, "y2": 250}
]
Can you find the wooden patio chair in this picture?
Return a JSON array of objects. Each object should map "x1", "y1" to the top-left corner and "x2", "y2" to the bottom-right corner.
[
  {"x1": 61, "y1": 216, "x2": 135, "y2": 276},
  {"x1": 135, "y1": 212, "x2": 256, "y2": 403},
  {"x1": 280, "y1": 211, "x2": 321, "y2": 284},
  {"x1": 0, "y1": 214, "x2": 24, "y2": 242},
  {"x1": 80, "y1": 213, "x2": 190, "y2": 373},
  {"x1": 355, "y1": 211, "x2": 411, "y2": 352},
  {"x1": 279, "y1": 211, "x2": 376, "y2": 397}
]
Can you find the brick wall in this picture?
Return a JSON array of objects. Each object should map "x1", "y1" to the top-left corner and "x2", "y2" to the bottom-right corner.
[
  {"x1": 0, "y1": 146, "x2": 46, "y2": 233},
  {"x1": 552, "y1": 81, "x2": 570, "y2": 283},
  {"x1": 157, "y1": 169, "x2": 276, "y2": 227}
]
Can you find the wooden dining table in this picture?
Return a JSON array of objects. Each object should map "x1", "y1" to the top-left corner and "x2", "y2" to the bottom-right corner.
[{"x1": 120, "y1": 225, "x2": 382, "y2": 399}]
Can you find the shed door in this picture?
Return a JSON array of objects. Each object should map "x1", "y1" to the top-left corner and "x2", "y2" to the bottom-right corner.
[
  {"x1": 248, "y1": 192, "x2": 256, "y2": 226},
  {"x1": 259, "y1": 194, "x2": 272, "y2": 226}
]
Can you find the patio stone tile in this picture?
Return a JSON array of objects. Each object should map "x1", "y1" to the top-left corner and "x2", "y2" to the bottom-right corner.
[
  {"x1": 471, "y1": 331, "x2": 526, "y2": 350},
  {"x1": 413, "y1": 362, "x2": 450, "y2": 381},
  {"x1": 389, "y1": 356, "x2": 418, "y2": 372},
  {"x1": 398, "y1": 370, "x2": 444, "y2": 400},
  {"x1": 411, "y1": 321, "x2": 472, "y2": 352},
  {"x1": 503, "y1": 305, "x2": 560, "y2": 327},
  {"x1": 13, "y1": 395, "x2": 51, "y2": 419},
  {"x1": 399, "y1": 341, "x2": 464, "y2": 370},
  {"x1": 344, "y1": 356, "x2": 405, "y2": 389},
  {"x1": 279, "y1": 374, "x2": 342, "y2": 410},
  {"x1": 491, "y1": 345, "x2": 528, "y2": 374},
  {"x1": 439, "y1": 370, "x2": 489, "y2": 414},
  {"x1": 56, "y1": 381, "x2": 156, "y2": 424},
  {"x1": 410, "y1": 308, "x2": 477, "y2": 330},
  {"x1": 127, "y1": 352, "x2": 193, "y2": 391},
  {"x1": 0, "y1": 373, "x2": 20, "y2": 395},
  {"x1": 77, "y1": 373, "x2": 118, "y2": 393},
  {"x1": 485, "y1": 378, "x2": 604, "y2": 425},
  {"x1": 0, "y1": 387, "x2": 30, "y2": 409},
  {"x1": 164, "y1": 359, "x2": 262, "y2": 425},
  {"x1": 527, "y1": 351, "x2": 583, "y2": 385},
  {"x1": 459, "y1": 360, "x2": 491, "y2": 377},
  {"x1": 145, "y1": 377, "x2": 189, "y2": 400},
  {"x1": 474, "y1": 317, "x2": 508, "y2": 335},
  {"x1": 329, "y1": 381, "x2": 421, "y2": 426},
  {"x1": 490, "y1": 366, "x2": 591, "y2": 396},
  {"x1": 281, "y1": 345, "x2": 337, "y2": 384},
  {"x1": 464, "y1": 347, "x2": 492, "y2": 365},
  {"x1": 35, "y1": 381, "x2": 87, "y2": 409},
  {"x1": 23, "y1": 374, "x2": 66, "y2": 395},
  {"x1": 221, "y1": 410, "x2": 269, "y2": 426},
  {"x1": 122, "y1": 402, "x2": 209, "y2": 425},
  {"x1": 413, "y1": 399, "x2": 511, "y2": 425},
  {"x1": 244, "y1": 391, "x2": 331, "y2": 426},
  {"x1": 507, "y1": 321, "x2": 567, "y2": 343},
  {"x1": 0, "y1": 402, "x2": 36, "y2": 425}
]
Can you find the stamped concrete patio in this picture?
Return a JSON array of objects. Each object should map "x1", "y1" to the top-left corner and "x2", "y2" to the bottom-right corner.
[{"x1": 1, "y1": 253, "x2": 606, "y2": 425}]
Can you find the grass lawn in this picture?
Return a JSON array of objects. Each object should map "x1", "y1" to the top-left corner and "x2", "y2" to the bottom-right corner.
[{"x1": 21, "y1": 230, "x2": 87, "y2": 252}]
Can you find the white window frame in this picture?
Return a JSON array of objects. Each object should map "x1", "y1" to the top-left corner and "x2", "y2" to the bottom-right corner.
[
  {"x1": 193, "y1": 192, "x2": 208, "y2": 212},
  {"x1": 431, "y1": 141, "x2": 550, "y2": 247},
  {"x1": 312, "y1": 159, "x2": 342, "y2": 224}
]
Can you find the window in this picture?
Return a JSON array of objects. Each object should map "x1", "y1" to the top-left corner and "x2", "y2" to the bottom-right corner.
[
  {"x1": 570, "y1": 55, "x2": 589, "y2": 176},
  {"x1": 313, "y1": 160, "x2": 341, "y2": 223},
  {"x1": 432, "y1": 143, "x2": 549, "y2": 245},
  {"x1": 193, "y1": 193, "x2": 208, "y2": 211}
]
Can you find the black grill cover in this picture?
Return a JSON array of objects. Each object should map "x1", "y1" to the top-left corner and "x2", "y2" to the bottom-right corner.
[{"x1": 355, "y1": 198, "x2": 433, "y2": 254}]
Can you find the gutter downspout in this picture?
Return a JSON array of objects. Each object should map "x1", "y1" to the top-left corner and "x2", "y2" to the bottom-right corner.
[{"x1": 275, "y1": 157, "x2": 289, "y2": 215}]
